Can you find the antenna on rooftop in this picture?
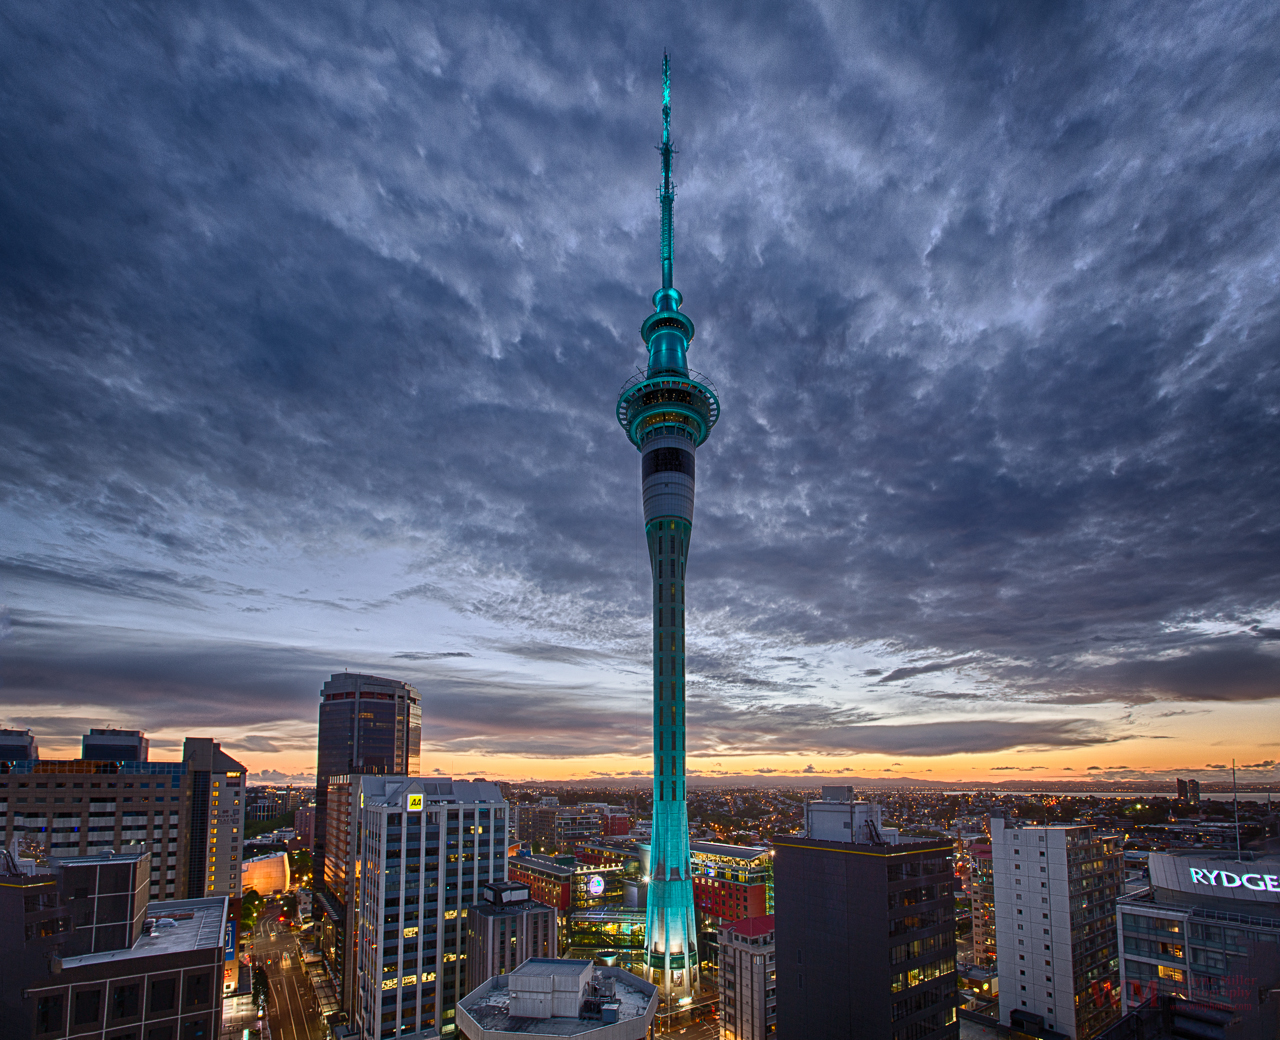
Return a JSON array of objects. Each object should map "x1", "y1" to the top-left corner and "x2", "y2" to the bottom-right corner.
[{"x1": 1233, "y1": 759, "x2": 1241, "y2": 862}]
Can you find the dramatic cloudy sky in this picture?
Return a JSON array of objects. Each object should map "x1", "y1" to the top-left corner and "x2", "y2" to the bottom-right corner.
[{"x1": 3, "y1": 1, "x2": 1279, "y2": 784}]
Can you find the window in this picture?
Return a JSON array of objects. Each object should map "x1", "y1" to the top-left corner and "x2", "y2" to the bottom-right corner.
[
  {"x1": 184, "y1": 974, "x2": 210, "y2": 1008},
  {"x1": 111, "y1": 983, "x2": 141, "y2": 1019},
  {"x1": 36, "y1": 995, "x2": 64, "y2": 1034},
  {"x1": 74, "y1": 990, "x2": 103, "y2": 1026},
  {"x1": 149, "y1": 979, "x2": 176, "y2": 1013},
  {"x1": 181, "y1": 1020, "x2": 207, "y2": 1040}
]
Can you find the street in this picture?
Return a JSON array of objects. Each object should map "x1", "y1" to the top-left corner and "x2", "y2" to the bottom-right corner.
[{"x1": 254, "y1": 903, "x2": 325, "y2": 1040}]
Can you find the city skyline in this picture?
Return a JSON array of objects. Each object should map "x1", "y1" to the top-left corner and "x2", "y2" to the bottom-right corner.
[{"x1": 3, "y1": 4, "x2": 1280, "y2": 788}]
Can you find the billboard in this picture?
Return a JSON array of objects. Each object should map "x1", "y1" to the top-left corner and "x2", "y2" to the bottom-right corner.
[{"x1": 1148, "y1": 852, "x2": 1280, "y2": 908}]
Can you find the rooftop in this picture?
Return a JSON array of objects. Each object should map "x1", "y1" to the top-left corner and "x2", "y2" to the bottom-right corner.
[
  {"x1": 59, "y1": 897, "x2": 227, "y2": 969},
  {"x1": 457, "y1": 964, "x2": 656, "y2": 1038},
  {"x1": 689, "y1": 841, "x2": 770, "y2": 860},
  {"x1": 724, "y1": 914, "x2": 775, "y2": 938}
]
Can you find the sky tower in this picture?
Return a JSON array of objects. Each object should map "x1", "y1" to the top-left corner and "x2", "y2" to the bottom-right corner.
[{"x1": 617, "y1": 53, "x2": 720, "y2": 1005}]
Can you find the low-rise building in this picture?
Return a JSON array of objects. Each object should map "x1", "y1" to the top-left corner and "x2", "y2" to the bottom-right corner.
[
  {"x1": 456, "y1": 960, "x2": 657, "y2": 1040},
  {"x1": 241, "y1": 852, "x2": 290, "y2": 895}
]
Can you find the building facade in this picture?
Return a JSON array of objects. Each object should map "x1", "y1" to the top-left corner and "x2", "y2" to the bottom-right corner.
[
  {"x1": 614, "y1": 53, "x2": 720, "y2": 1007},
  {"x1": 463, "y1": 882, "x2": 558, "y2": 995},
  {"x1": 992, "y1": 818, "x2": 1122, "y2": 1040},
  {"x1": 0, "y1": 737, "x2": 244, "y2": 904},
  {"x1": 774, "y1": 793, "x2": 957, "y2": 1040},
  {"x1": 1117, "y1": 851, "x2": 1280, "y2": 1031},
  {"x1": 350, "y1": 777, "x2": 508, "y2": 1039},
  {"x1": 718, "y1": 916, "x2": 776, "y2": 1040}
]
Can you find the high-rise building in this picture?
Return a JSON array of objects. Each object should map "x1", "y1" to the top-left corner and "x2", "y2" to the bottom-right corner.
[
  {"x1": 0, "y1": 736, "x2": 244, "y2": 904},
  {"x1": 315, "y1": 674, "x2": 421, "y2": 896},
  {"x1": 81, "y1": 730, "x2": 149, "y2": 762},
  {"x1": 464, "y1": 881, "x2": 558, "y2": 995},
  {"x1": 992, "y1": 818, "x2": 1122, "y2": 1039},
  {"x1": 349, "y1": 776, "x2": 508, "y2": 1039},
  {"x1": 969, "y1": 842, "x2": 996, "y2": 967},
  {"x1": 180, "y1": 738, "x2": 247, "y2": 900},
  {"x1": 614, "y1": 53, "x2": 720, "y2": 1007},
  {"x1": 718, "y1": 915, "x2": 776, "y2": 1040},
  {"x1": 0, "y1": 848, "x2": 229, "y2": 1040},
  {"x1": 774, "y1": 792, "x2": 957, "y2": 1040},
  {"x1": 314, "y1": 673, "x2": 422, "y2": 1008},
  {"x1": 0, "y1": 730, "x2": 38, "y2": 761}
]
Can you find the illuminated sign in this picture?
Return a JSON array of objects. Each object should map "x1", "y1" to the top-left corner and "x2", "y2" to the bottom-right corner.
[
  {"x1": 588, "y1": 875, "x2": 605, "y2": 896},
  {"x1": 1190, "y1": 868, "x2": 1280, "y2": 892},
  {"x1": 407, "y1": 793, "x2": 423, "y2": 811}
]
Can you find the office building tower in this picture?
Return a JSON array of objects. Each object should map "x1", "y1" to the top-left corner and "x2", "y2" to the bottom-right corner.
[
  {"x1": 180, "y1": 738, "x2": 246, "y2": 900},
  {"x1": 0, "y1": 736, "x2": 243, "y2": 904},
  {"x1": 774, "y1": 791, "x2": 957, "y2": 1040},
  {"x1": 464, "y1": 882, "x2": 558, "y2": 995},
  {"x1": 969, "y1": 842, "x2": 996, "y2": 967},
  {"x1": 456, "y1": 960, "x2": 659, "y2": 1040},
  {"x1": 0, "y1": 730, "x2": 38, "y2": 761},
  {"x1": 349, "y1": 776, "x2": 507, "y2": 1039},
  {"x1": 718, "y1": 916, "x2": 776, "y2": 1040},
  {"x1": 0, "y1": 848, "x2": 228, "y2": 1040},
  {"x1": 81, "y1": 730, "x2": 149, "y2": 762},
  {"x1": 1176, "y1": 778, "x2": 1188, "y2": 802},
  {"x1": 1118, "y1": 851, "x2": 1280, "y2": 1031},
  {"x1": 314, "y1": 674, "x2": 422, "y2": 1009},
  {"x1": 1188, "y1": 780, "x2": 1200, "y2": 805},
  {"x1": 315, "y1": 674, "x2": 421, "y2": 902},
  {"x1": 992, "y1": 818, "x2": 1122, "y2": 1039},
  {"x1": 614, "y1": 53, "x2": 720, "y2": 1007}
]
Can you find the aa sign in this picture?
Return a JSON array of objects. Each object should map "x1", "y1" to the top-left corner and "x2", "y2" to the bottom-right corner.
[{"x1": 407, "y1": 793, "x2": 423, "y2": 811}]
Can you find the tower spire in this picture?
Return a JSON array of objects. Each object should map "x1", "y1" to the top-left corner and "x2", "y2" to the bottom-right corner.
[{"x1": 660, "y1": 51, "x2": 674, "y2": 290}]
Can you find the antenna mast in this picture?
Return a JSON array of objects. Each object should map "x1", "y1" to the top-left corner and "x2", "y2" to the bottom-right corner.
[{"x1": 659, "y1": 51, "x2": 675, "y2": 290}]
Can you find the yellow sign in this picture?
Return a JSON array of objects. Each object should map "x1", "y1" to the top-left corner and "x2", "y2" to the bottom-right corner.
[{"x1": 407, "y1": 793, "x2": 423, "y2": 811}]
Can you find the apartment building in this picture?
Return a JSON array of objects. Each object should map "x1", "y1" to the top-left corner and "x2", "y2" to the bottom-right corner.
[
  {"x1": 719, "y1": 915, "x2": 776, "y2": 1040},
  {"x1": 992, "y1": 818, "x2": 1122, "y2": 1040}
]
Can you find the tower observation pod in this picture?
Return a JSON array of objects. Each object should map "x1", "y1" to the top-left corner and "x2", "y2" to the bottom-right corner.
[{"x1": 616, "y1": 53, "x2": 720, "y2": 1007}]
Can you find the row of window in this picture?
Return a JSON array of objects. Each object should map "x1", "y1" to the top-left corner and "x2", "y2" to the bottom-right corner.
[
  {"x1": 34, "y1": 975, "x2": 211, "y2": 1034},
  {"x1": 890, "y1": 955, "x2": 956, "y2": 994}
]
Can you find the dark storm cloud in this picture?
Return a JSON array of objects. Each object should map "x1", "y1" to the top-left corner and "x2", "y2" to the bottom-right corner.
[
  {"x1": 2, "y1": 0, "x2": 1280, "y2": 755},
  {"x1": 877, "y1": 658, "x2": 979, "y2": 684}
]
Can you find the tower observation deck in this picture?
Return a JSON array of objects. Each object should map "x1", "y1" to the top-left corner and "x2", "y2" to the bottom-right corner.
[{"x1": 616, "y1": 53, "x2": 719, "y2": 1006}]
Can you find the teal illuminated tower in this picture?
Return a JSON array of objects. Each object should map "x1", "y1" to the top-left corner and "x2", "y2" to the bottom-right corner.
[{"x1": 616, "y1": 53, "x2": 720, "y2": 1005}]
